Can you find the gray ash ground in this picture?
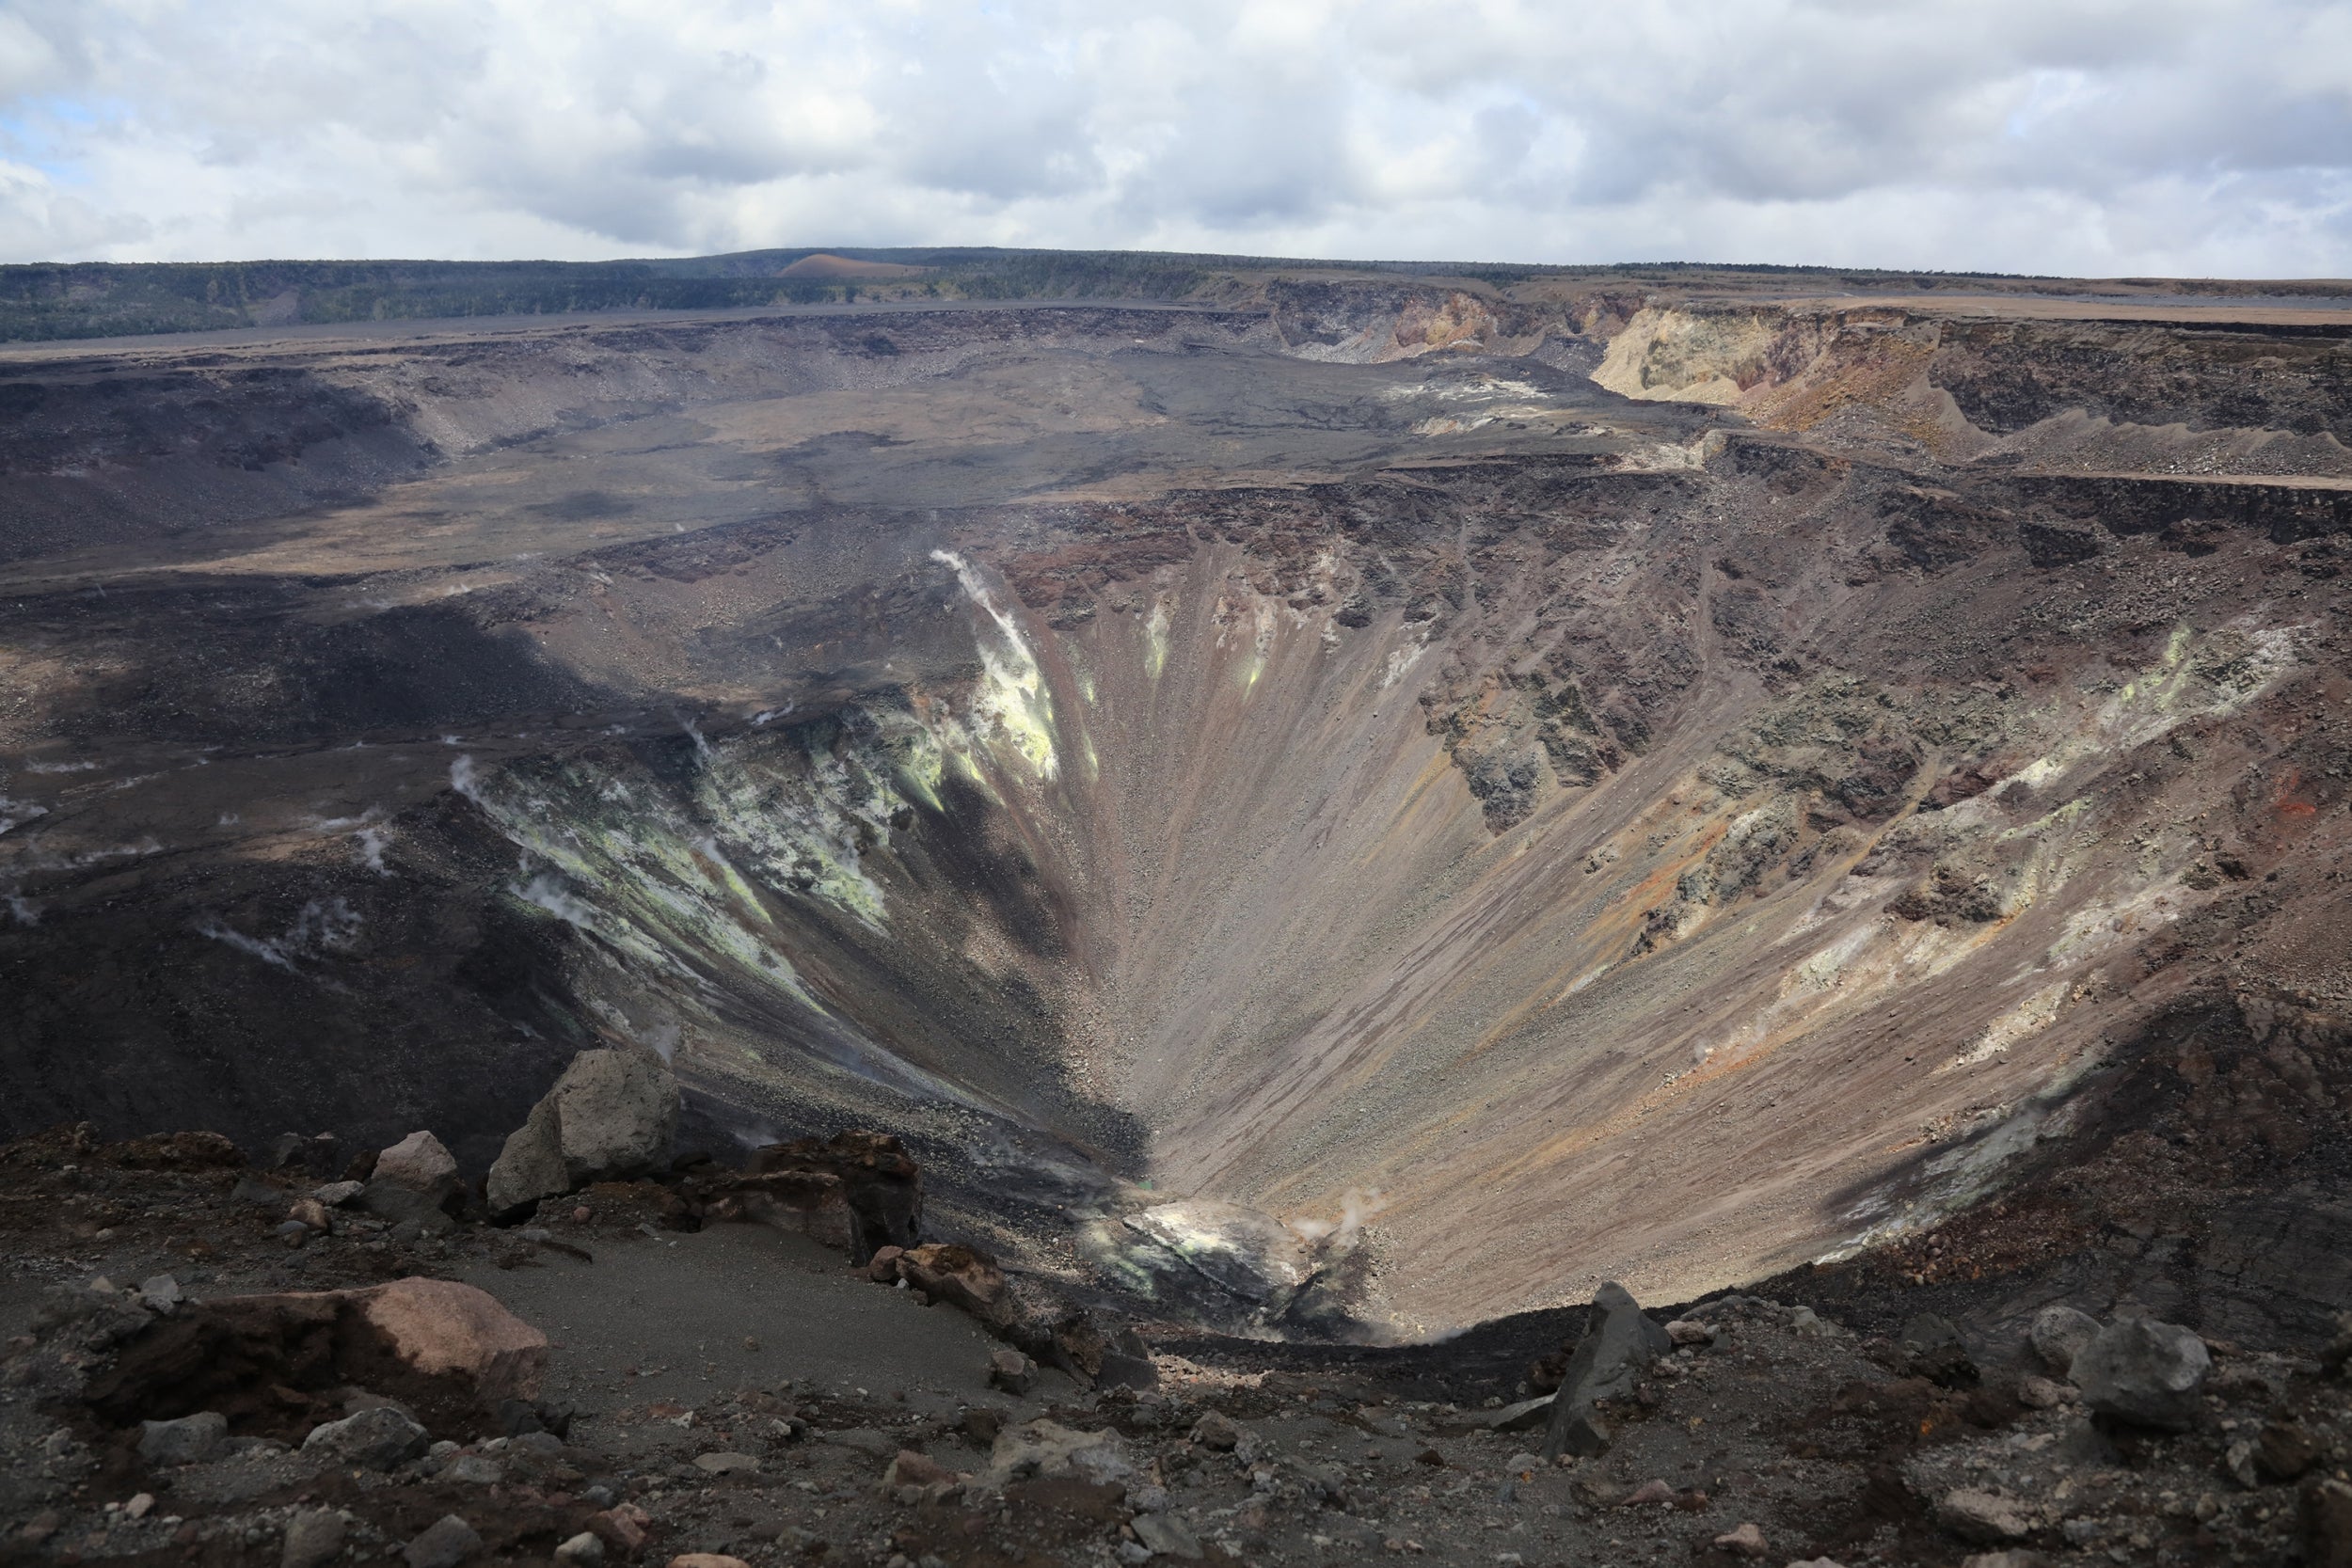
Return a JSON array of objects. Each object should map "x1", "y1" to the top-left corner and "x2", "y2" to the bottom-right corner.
[{"x1": 4, "y1": 1128, "x2": 2349, "y2": 1568}]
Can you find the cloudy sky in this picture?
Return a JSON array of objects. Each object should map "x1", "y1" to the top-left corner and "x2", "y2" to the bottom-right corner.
[{"x1": 2, "y1": 0, "x2": 2347, "y2": 277}]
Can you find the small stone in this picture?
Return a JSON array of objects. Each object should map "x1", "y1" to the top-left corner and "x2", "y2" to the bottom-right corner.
[
  {"x1": 313, "y1": 1180, "x2": 366, "y2": 1207},
  {"x1": 1619, "y1": 1479, "x2": 1674, "y2": 1506},
  {"x1": 1503, "y1": 1451, "x2": 1543, "y2": 1476},
  {"x1": 137, "y1": 1275, "x2": 183, "y2": 1311},
  {"x1": 444, "y1": 1454, "x2": 501, "y2": 1485},
  {"x1": 1710, "y1": 1521, "x2": 1766, "y2": 1558},
  {"x1": 281, "y1": 1509, "x2": 347, "y2": 1568},
  {"x1": 123, "y1": 1494, "x2": 154, "y2": 1519},
  {"x1": 2029, "y1": 1306, "x2": 2101, "y2": 1375},
  {"x1": 553, "y1": 1533, "x2": 604, "y2": 1567},
  {"x1": 2070, "y1": 1317, "x2": 2210, "y2": 1431},
  {"x1": 1663, "y1": 1319, "x2": 1714, "y2": 1346},
  {"x1": 138, "y1": 1411, "x2": 228, "y2": 1466},
  {"x1": 1788, "y1": 1306, "x2": 1836, "y2": 1337},
  {"x1": 289, "y1": 1198, "x2": 331, "y2": 1230},
  {"x1": 691, "y1": 1450, "x2": 759, "y2": 1476},
  {"x1": 986, "y1": 1346, "x2": 1034, "y2": 1396},
  {"x1": 1190, "y1": 1412, "x2": 1241, "y2": 1450},
  {"x1": 2017, "y1": 1374, "x2": 2069, "y2": 1410},
  {"x1": 403, "y1": 1514, "x2": 480, "y2": 1568},
  {"x1": 303, "y1": 1406, "x2": 431, "y2": 1470},
  {"x1": 276, "y1": 1220, "x2": 311, "y2": 1246},
  {"x1": 1935, "y1": 1488, "x2": 2032, "y2": 1544},
  {"x1": 571, "y1": 1206, "x2": 593, "y2": 1223}
]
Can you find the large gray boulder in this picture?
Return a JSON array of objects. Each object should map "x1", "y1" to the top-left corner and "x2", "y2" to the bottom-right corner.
[
  {"x1": 1541, "y1": 1282, "x2": 1672, "y2": 1459},
  {"x1": 486, "y1": 1050, "x2": 678, "y2": 1217},
  {"x1": 2070, "y1": 1316, "x2": 2210, "y2": 1431}
]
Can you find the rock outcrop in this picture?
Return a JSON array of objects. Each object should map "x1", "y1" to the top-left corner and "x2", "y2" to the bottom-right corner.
[
  {"x1": 2070, "y1": 1316, "x2": 2211, "y2": 1431},
  {"x1": 1540, "y1": 1282, "x2": 1672, "y2": 1459}
]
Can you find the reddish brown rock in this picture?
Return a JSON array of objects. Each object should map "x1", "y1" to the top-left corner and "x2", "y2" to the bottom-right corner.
[
  {"x1": 744, "y1": 1131, "x2": 921, "y2": 1263},
  {"x1": 591, "y1": 1505, "x2": 650, "y2": 1553},
  {"x1": 354, "y1": 1278, "x2": 547, "y2": 1405},
  {"x1": 83, "y1": 1276, "x2": 545, "y2": 1439}
]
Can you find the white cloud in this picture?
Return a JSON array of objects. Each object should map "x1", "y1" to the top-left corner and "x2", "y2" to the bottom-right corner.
[{"x1": 0, "y1": 0, "x2": 2345, "y2": 275}]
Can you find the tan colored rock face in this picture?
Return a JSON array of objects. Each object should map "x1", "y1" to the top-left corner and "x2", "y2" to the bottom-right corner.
[{"x1": 487, "y1": 1048, "x2": 679, "y2": 1215}]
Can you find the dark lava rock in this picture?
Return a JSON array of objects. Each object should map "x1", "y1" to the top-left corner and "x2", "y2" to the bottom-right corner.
[
  {"x1": 2070, "y1": 1317, "x2": 2210, "y2": 1431},
  {"x1": 1541, "y1": 1282, "x2": 1669, "y2": 1459}
]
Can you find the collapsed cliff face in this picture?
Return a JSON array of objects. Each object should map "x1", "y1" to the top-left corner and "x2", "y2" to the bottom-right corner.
[{"x1": 0, "y1": 282, "x2": 2345, "y2": 1338}]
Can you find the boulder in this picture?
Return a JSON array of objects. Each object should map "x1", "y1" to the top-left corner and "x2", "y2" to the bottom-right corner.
[
  {"x1": 1190, "y1": 1412, "x2": 1240, "y2": 1450},
  {"x1": 2028, "y1": 1306, "x2": 2101, "y2": 1375},
  {"x1": 352, "y1": 1278, "x2": 549, "y2": 1406},
  {"x1": 303, "y1": 1406, "x2": 431, "y2": 1470},
  {"x1": 137, "y1": 1410, "x2": 227, "y2": 1465},
  {"x1": 987, "y1": 1347, "x2": 1035, "y2": 1396},
  {"x1": 374, "y1": 1132, "x2": 459, "y2": 1198},
  {"x1": 1132, "y1": 1513, "x2": 1202, "y2": 1560},
  {"x1": 986, "y1": 1419, "x2": 1133, "y2": 1486},
  {"x1": 1899, "y1": 1313, "x2": 1978, "y2": 1386},
  {"x1": 1553, "y1": 1407, "x2": 1613, "y2": 1457},
  {"x1": 87, "y1": 1276, "x2": 546, "y2": 1439},
  {"x1": 1098, "y1": 1328, "x2": 1158, "y2": 1391},
  {"x1": 895, "y1": 1243, "x2": 1012, "y2": 1326},
  {"x1": 704, "y1": 1169, "x2": 855, "y2": 1253},
  {"x1": 488, "y1": 1050, "x2": 679, "y2": 1217},
  {"x1": 2069, "y1": 1317, "x2": 2209, "y2": 1431},
  {"x1": 2017, "y1": 1374, "x2": 2069, "y2": 1410},
  {"x1": 1540, "y1": 1283, "x2": 1671, "y2": 1460},
  {"x1": 1711, "y1": 1522, "x2": 1768, "y2": 1558},
  {"x1": 588, "y1": 1506, "x2": 650, "y2": 1554},
  {"x1": 1935, "y1": 1489, "x2": 2032, "y2": 1544},
  {"x1": 281, "y1": 1508, "x2": 346, "y2": 1568},
  {"x1": 2306, "y1": 1477, "x2": 2352, "y2": 1568},
  {"x1": 741, "y1": 1130, "x2": 920, "y2": 1262},
  {"x1": 872, "y1": 1238, "x2": 1105, "y2": 1382},
  {"x1": 404, "y1": 1515, "x2": 480, "y2": 1568}
]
